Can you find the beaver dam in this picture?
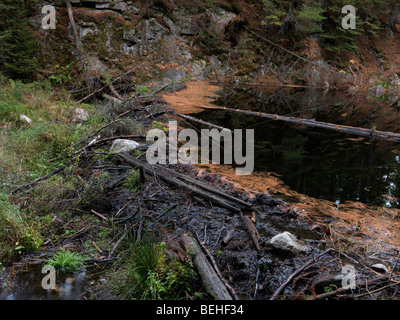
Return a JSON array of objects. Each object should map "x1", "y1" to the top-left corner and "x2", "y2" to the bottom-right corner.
[{"x1": 2, "y1": 81, "x2": 400, "y2": 301}]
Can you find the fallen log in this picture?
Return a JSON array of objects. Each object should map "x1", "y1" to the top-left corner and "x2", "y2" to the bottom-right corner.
[
  {"x1": 195, "y1": 232, "x2": 240, "y2": 300},
  {"x1": 202, "y1": 105, "x2": 400, "y2": 143},
  {"x1": 118, "y1": 153, "x2": 252, "y2": 213},
  {"x1": 180, "y1": 234, "x2": 232, "y2": 300}
]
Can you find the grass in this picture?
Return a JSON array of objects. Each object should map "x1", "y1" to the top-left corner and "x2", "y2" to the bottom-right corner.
[
  {"x1": 0, "y1": 76, "x2": 108, "y2": 265},
  {"x1": 123, "y1": 169, "x2": 141, "y2": 192},
  {"x1": 112, "y1": 234, "x2": 198, "y2": 300},
  {"x1": 45, "y1": 248, "x2": 85, "y2": 273},
  {"x1": 0, "y1": 192, "x2": 42, "y2": 262}
]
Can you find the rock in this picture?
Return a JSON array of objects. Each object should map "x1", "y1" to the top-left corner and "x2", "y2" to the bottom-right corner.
[
  {"x1": 71, "y1": 107, "x2": 89, "y2": 124},
  {"x1": 109, "y1": 139, "x2": 140, "y2": 154},
  {"x1": 19, "y1": 114, "x2": 33, "y2": 126},
  {"x1": 268, "y1": 231, "x2": 308, "y2": 254},
  {"x1": 162, "y1": 68, "x2": 186, "y2": 84},
  {"x1": 371, "y1": 263, "x2": 389, "y2": 273},
  {"x1": 368, "y1": 84, "x2": 385, "y2": 98}
]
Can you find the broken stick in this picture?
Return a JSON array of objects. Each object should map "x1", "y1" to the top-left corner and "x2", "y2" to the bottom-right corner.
[{"x1": 240, "y1": 213, "x2": 262, "y2": 252}]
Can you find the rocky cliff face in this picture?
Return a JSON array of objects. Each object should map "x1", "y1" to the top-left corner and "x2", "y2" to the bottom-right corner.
[{"x1": 31, "y1": 0, "x2": 240, "y2": 86}]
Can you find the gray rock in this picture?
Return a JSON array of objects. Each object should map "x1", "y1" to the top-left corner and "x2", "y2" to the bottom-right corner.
[
  {"x1": 162, "y1": 68, "x2": 186, "y2": 84},
  {"x1": 20, "y1": 114, "x2": 33, "y2": 126},
  {"x1": 110, "y1": 139, "x2": 140, "y2": 154},
  {"x1": 268, "y1": 231, "x2": 308, "y2": 254},
  {"x1": 369, "y1": 84, "x2": 385, "y2": 98},
  {"x1": 71, "y1": 107, "x2": 89, "y2": 124}
]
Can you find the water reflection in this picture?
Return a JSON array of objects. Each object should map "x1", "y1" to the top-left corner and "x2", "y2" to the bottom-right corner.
[
  {"x1": 0, "y1": 264, "x2": 98, "y2": 300},
  {"x1": 194, "y1": 83, "x2": 400, "y2": 208}
]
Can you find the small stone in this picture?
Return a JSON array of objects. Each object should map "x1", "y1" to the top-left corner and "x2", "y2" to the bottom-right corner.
[
  {"x1": 71, "y1": 107, "x2": 89, "y2": 124},
  {"x1": 20, "y1": 114, "x2": 33, "y2": 126}
]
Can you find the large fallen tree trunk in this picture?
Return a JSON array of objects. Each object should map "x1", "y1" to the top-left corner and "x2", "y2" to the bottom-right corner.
[
  {"x1": 180, "y1": 234, "x2": 233, "y2": 300},
  {"x1": 202, "y1": 105, "x2": 400, "y2": 143},
  {"x1": 118, "y1": 153, "x2": 252, "y2": 213}
]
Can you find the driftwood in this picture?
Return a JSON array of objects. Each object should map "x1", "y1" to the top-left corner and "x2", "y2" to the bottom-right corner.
[
  {"x1": 118, "y1": 153, "x2": 252, "y2": 213},
  {"x1": 240, "y1": 213, "x2": 262, "y2": 252},
  {"x1": 180, "y1": 234, "x2": 232, "y2": 300},
  {"x1": 202, "y1": 105, "x2": 400, "y2": 143}
]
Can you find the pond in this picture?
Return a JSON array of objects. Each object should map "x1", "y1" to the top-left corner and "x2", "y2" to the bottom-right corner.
[{"x1": 166, "y1": 81, "x2": 400, "y2": 209}]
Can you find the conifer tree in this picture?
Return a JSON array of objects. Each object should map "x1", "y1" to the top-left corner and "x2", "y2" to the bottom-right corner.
[{"x1": 0, "y1": 0, "x2": 38, "y2": 80}]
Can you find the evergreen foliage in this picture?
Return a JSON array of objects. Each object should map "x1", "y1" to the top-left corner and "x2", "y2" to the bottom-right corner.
[
  {"x1": 0, "y1": 0, "x2": 38, "y2": 80},
  {"x1": 260, "y1": 0, "x2": 396, "y2": 55}
]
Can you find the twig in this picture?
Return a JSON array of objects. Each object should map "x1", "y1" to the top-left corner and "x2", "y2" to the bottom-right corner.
[
  {"x1": 309, "y1": 276, "x2": 388, "y2": 300},
  {"x1": 90, "y1": 209, "x2": 108, "y2": 221},
  {"x1": 11, "y1": 154, "x2": 80, "y2": 194},
  {"x1": 76, "y1": 62, "x2": 145, "y2": 104},
  {"x1": 270, "y1": 248, "x2": 333, "y2": 300},
  {"x1": 254, "y1": 267, "x2": 260, "y2": 299},
  {"x1": 108, "y1": 83, "x2": 124, "y2": 101},
  {"x1": 108, "y1": 230, "x2": 128, "y2": 259}
]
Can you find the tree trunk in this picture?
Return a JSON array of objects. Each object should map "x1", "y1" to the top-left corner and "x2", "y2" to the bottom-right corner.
[{"x1": 66, "y1": 0, "x2": 91, "y2": 91}]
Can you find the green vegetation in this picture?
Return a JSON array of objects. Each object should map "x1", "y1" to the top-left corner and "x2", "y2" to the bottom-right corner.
[
  {"x1": 259, "y1": 0, "x2": 392, "y2": 56},
  {"x1": 112, "y1": 234, "x2": 198, "y2": 300},
  {"x1": 0, "y1": 192, "x2": 42, "y2": 262},
  {"x1": 45, "y1": 248, "x2": 85, "y2": 273},
  {"x1": 123, "y1": 169, "x2": 141, "y2": 192},
  {"x1": 0, "y1": 0, "x2": 38, "y2": 80}
]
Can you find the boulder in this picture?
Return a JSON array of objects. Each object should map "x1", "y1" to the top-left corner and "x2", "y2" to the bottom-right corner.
[
  {"x1": 268, "y1": 231, "x2": 308, "y2": 254},
  {"x1": 109, "y1": 139, "x2": 140, "y2": 154}
]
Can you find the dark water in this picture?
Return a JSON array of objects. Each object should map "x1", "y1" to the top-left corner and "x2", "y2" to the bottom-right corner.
[
  {"x1": 193, "y1": 83, "x2": 400, "y2": 208},
  {"x1": 0, "y1": 263, "x2": 101, "y2": 300}
]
